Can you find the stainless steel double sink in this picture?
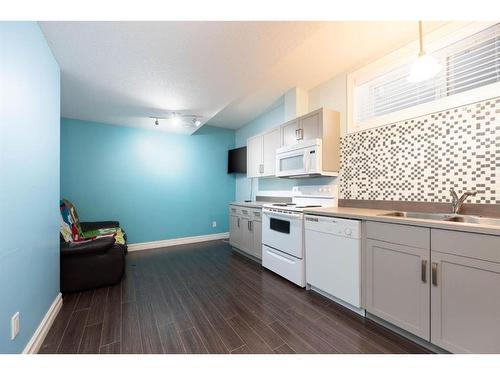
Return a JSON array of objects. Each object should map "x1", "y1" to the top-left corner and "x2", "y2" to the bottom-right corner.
[{"x1": 377, "y1": 211, "x2": 500, "y2": 226}]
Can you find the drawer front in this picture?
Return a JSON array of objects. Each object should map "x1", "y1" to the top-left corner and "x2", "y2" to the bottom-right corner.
[
  {"x1": 366, "y1": 221, "x2": 430, "y2": 249},
  {"x1": 431, "y1": 229, "x2": 500, "y2": 263},
  {"x1": 262, "y1": 245, "x2": 305, "y2": 287},
  {"x1": 251, "y1": 209, "x2": 262, "y2": 222},
  {"x1": 239, "y1": 208, "x2": 251, "y2": 218},
  {"x1": 229, "y1": 206, "x2": 241, "y2": 216}
]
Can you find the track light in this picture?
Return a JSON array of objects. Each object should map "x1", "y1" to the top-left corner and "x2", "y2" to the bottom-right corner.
[{"x1": 149, "y1": 114, "x2": 202, "y2": 128}]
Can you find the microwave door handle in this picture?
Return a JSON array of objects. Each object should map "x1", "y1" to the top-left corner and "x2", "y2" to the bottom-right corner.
[{"x1": 303, "y1": 152, "x2": 309, "y2": 173}]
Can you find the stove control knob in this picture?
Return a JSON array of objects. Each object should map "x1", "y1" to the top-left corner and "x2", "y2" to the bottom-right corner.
[{"x1": 344, "y1": 228, "x2": 352, "y2": 236}]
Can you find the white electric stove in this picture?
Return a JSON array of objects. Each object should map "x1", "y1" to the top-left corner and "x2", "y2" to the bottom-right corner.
[{"x1": 261, "y1": 185, "x2": 338, "y2": 287}]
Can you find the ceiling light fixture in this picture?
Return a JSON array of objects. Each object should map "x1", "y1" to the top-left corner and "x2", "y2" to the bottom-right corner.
[
  {"x1": 149, "y1": 114, "x2": 203, "y2": 128},
  {"x1": 407, "y1": 21, "x2": 442, "y2": 83}
]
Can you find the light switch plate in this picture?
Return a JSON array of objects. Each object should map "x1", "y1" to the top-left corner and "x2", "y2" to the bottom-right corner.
[
  {"x1": 11, "y1": 312, "x2": 20, "y2": 340},
  {"x1": 212, "y1": 221, "x2": 217, "y2": 228}
]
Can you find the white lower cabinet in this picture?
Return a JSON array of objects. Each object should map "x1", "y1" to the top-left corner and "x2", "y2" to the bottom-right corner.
[
  {"x1": 364, "y1": 222, "x2": 431, "y2": 341},
  {"x1": 252, "y1": 220, "x2": 262, "y2": 259},
  {"x1": 430, "y1": 229, "x2": 500, "y2": 353},
  {"x1": 228, "y1": 205, "x2": 262, "y2": 260},
  {"x1": 240, "y1": 217, "x2": 252, "y2": 254},
  {"x1": 229, "y1": 214, "x2": 242, "y2": 249},
  {"x1": 365, "y1": 222, "x2": 500, "y2": 353}
]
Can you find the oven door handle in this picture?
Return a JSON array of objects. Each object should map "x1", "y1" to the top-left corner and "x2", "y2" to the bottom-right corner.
[
  {"x1": 263, "y1": 211, "x2": 302, "y2": 220},
  {"x1": 265, "y1": 248, "x2": 296, "y2": 264}
]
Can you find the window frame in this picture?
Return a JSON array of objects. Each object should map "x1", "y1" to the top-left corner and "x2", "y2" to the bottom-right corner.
[{"x1": 347, "y1": 21, "x2": 500, "y2": 134}]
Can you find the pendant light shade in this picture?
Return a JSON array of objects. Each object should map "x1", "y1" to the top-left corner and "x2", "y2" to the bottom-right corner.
[{"x1": 407, "y1": 21, "x2": 441, "y2": 83}]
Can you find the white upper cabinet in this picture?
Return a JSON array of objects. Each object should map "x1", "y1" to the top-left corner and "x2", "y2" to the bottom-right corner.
[
  {"x1": 247, "y1": 135, "x2": 264, "y2": 178},
  {"x1": 300, "y1": 109, "x2": 322, "y2": 141},
  {"x1": 247, "y1": 128, "x2": 280, "y2": 178},
  {"x1": 281, "y1": 119, "x2": 300, "y2": 147},
  {"x1": 247, "y1": 107, "x2": 340, "y2": 178},
  {"x1": 280, "y1": 108, "x2": 339, "y2": 147},
  {"x1": 262, "y1": 128, "x2": 280, "y2": 176}
]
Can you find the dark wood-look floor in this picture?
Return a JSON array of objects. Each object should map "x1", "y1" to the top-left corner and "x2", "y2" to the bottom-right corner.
[{"x1": 40, "y1": 240, "x2": 430, "y2": 354}]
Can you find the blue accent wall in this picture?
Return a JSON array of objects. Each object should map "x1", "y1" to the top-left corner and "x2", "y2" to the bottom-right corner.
[
  {"x1": 0, "y1": 22, "x2": 60, "y2": 353},
  {"x1": 60, "y1": 118, "x2": 235, "y2": 244}
]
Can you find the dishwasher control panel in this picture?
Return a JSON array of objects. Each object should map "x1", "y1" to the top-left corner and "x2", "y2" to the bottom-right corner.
[{"x1": 304, "y1": 215, "x2": 361, "y2": 239}]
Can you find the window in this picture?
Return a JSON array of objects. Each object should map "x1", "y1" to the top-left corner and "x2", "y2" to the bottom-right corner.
[{"x1": 348, "y1": 22, "x2": 500, "y2": 133}]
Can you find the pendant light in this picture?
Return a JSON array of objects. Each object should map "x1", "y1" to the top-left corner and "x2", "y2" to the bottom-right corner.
[{"x1": 407, "y1": 21, "x2": 442, "y2": 83}]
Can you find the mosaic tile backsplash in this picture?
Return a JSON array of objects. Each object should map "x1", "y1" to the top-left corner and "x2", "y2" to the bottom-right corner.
[{"x1": 339, "y1": 97, "x2": 500, "y2": 204}]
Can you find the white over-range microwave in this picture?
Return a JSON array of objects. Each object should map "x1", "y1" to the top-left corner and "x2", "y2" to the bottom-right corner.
[{"x1": 275, "y1": 139, "x2": 337, "y2": 178}]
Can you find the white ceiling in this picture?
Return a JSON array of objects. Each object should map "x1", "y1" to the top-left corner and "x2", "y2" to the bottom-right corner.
[
  {"x1": 39, "y1": 21, "x2": 445, "y2": 134},
  {"x1": 39, "y1": 21, "x2": 326, "y2": 134}
]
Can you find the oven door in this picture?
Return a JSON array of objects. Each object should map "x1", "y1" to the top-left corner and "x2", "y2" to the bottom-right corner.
[{"x1": 262, "y1": 209, "x2": 304, "y2": 259}]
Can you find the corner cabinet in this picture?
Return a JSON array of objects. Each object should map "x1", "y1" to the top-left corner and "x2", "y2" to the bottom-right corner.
[
  {"x1": 229, "y1": 205, "x2": 262, "y2": 260},
  {"x1": 247, "y1": 128, "x2": 280, "y2": 178},
  {"x1": 364, "y1": 222, "x2": 431, "y2": 340}
]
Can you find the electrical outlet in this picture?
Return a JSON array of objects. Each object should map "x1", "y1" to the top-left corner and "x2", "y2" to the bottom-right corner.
[
  {"x1": 212, "y1": 221, "x2": 217, "y2": 228},
  {"x1": 11, "y1": 312, "x2": 19, "y2": 340}
]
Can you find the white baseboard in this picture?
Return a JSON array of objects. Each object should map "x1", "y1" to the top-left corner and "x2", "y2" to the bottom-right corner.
[
  {"x1": 23, "y1": 292, "x2": 62, "y2": 354},
  {"x1": 128, "y1": 232, "x2": 229, "y2": 252}
]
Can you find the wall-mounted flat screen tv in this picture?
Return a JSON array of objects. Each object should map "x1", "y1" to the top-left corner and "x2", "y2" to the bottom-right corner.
[{"x1": 228, "y1": 146, "x2": 247, "y2": 174}]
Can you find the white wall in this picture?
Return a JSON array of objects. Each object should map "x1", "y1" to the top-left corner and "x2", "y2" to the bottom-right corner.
[{"x1": 308, "y1": 73, "x2": 348, "y2": 135}]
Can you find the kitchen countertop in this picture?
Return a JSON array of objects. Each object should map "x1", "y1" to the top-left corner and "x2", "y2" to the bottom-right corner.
[
  {"x1": 230, "y1": 201, "x2": 268, "y2": 209},
  {"x1": 303, "y1": 206, "x2": 500, "y2": 236}
]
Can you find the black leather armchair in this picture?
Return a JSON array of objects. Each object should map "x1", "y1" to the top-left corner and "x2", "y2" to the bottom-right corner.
[
  {"x1": 60, "y1": 237, "x2": 126, "y2": 293},
  {"x1": 59, "y1": 199, "x2": 128, "y2": 293}
]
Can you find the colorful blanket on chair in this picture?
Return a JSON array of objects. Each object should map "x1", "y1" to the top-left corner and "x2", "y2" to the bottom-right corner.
[{"x1": 59, "y1": 200, "x2": 125, "y2": 245}]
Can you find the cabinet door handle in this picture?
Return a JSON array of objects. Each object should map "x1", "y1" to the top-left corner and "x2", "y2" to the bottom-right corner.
[
  {"x1": 421, "y1": 260, "x2": 427, "y2": 283},
  {"x1": 248, "y1": 221, "x2": 252, "y2": 231},
  {"x1": 237, "y1": 217, "x2": 240, "y2": 228},
  {"x1": 259, "y1": 164, "x2": 264, "y2": 174},
  {"x1": 431, "y1": 262, "x2": 438, "y2": 286},
  {"x1": 295, "y1": 128, "x2": 304, "y2": 140}
]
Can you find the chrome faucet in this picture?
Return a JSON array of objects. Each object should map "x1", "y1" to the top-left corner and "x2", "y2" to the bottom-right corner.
[{"x1": 450, "y1": 188, "x2": 477, "y2": 214}]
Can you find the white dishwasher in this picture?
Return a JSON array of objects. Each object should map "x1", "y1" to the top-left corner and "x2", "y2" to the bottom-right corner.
[{"x1": 305, "y1": 214, "x2": 364, "y2": 316}]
